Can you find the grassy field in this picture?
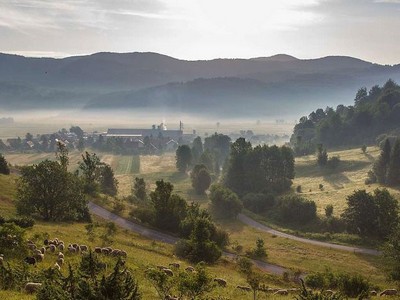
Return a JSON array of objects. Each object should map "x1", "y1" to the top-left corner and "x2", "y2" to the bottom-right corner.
[{"x1": 293, "y1": 146, "x2": 400, "y2": 217}]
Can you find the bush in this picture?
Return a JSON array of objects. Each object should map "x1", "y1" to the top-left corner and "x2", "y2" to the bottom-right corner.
[
  {"x1": 319, "y1": 184, "x2": 324, "y2": 190},
  {"x1": 305, "y1": 272, "x2": 325, "y2": 289},
  {"x1": 242, "y1": 193, "x2": 275, "y2": 213},
  {"x1": 209, "y1": 184, "x2": 242, "y2": 219},
  {"x1": 325, "y1": 205, "x2": 333, "y2": 217},
  {"x1": 337, "y1": 273, "x2": 370, "y2": 298},
  {"x1": 277, "y1": 195, "x2": 317, "y2": 224},
  {"x1": 130, "y1": 206, "x2": 155, "y2": 225},
  {"x1": 296, "y1": 185, "x2": 302, "y2": 193},
  {"x1": 323, "y1": 217, "x2": 346, "y2": 233}
]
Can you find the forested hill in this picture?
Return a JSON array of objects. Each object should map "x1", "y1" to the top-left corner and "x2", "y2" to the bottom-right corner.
[
  {"x1": 1, "y1": 51, "x2": 400, "y2": 116},
  {"x1": 291, "y1": 79, "x2": 400, "y2": 155}
]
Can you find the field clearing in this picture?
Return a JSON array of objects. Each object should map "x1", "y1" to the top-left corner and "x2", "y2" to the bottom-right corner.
[
  {"x1": 293, "y1": 146, "x2": 400, "y2": 216},
  {"x1": 139, "y1": 154, "x2": 176, "y2": 174}
]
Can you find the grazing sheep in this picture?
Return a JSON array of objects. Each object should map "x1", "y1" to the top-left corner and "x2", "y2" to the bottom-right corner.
[
  {"x1": 28, "y1": 243, "x2": 36, "y2": 250},
  {"x1": 72, "y1": 243, "x2": 78, "y2": 248},
  {"x1": 24, "y1": 256, "x2": 36, "y2": 265},
  {"x1": 380, "y1": 289, "x2": 398, "y2": 296},
  {"x1": 185, "y1": 266, "x2": 195, "y2": 272},
  {"x1": 34, "y1": 253, "x2": 44, "y2": 262},
  {"x1": 94, "y1": 247, "x2": 102, "y2": 254},
  {"x1": 213, "y1": 278, "x2": 227, "y2": 287},
  {"x1": 44, "y1": 239, "x2": 49, "y2": 245},
  {"x1": 163, "y1": 268, "x2": 174, "y2": 277},
  {"x1": 156, "y1": 265, "x2": 168, "y2": 270},
  {"x1": 370, "y1": 290, "x2": 377, "y2": 296},
  {"x1": 54, "y1": 238, "x2": 59, "y2": 245},
  {"x1": 34, "y1": 249, "x2": 42, "y2": 256},
  {"x1": 274, "y1": 289, "x2": 288, "y2": 296},
  {"x1": 169, "y1": 262, "x2": 180, "y2": 269},
  {"x1": 236, "y1": 285, "x2": 251, "y2": 292},
  {"x1": 57, "y1": 257, "x2": 64, "y2": 266},
  {"x1": 101, "y1": 248, "x2": 110, "y2": 255},
  {"x1": 58, "y1": 252, "x2": 64, "y2": 259},
  {"x1": 40, "y1": 247, "x2": 46, "y2": 254},
  {"x1": 68, "y1": 246, "x2": 76, "y2": 254},
  {"x1": 49, "y1": 244, "x2": 56, "y2": 253},
  {"x1": 80, "y1": 245, "x2": 88, "y2": 252},
  {"x1": 120, "y1": 250, "x2": 127, "y2": 257},
  {"x1": 53, "y1": 262, "x2": 61, "y2": 270},
  {"x1": 25, "y1": 282, "x2": 42, "y2": 294},
  {"x1": 58, "y1": 244, "x2": 65, "y2": 251},
  {"x1": 111, "y1": 249, "x2": 121, "y2": 256}
]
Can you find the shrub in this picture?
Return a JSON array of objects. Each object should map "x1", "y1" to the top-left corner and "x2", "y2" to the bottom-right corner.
[
  {"x1": 337, "y1": 273, "x2": 370, "y2": 298},
  {"x1": 209, "y1": 185, "x2": 242, "y2": 219},
  {"x1": 277, "y1": 195, "x2": 317, "y2": 224},
  {"x1": 325, "y1": 205, "x2": 333, "y2": 217},
  {"x1": 252, "y1": 238, "x2": 267, "y2": 259},
  {"x1": 296, "y1": 185, "x2": 302, "y2": 193},
  {"x1": 319, "y1": 183, "x2": 324, "y2": 190},
  {"x1": 305, "y1": 272, "x2": 325, "y2": 289},
  {"x1": 361, "y1": 145, "x2": 367, "y2": 153},
  {"x1": 113, "y1": 199, "x2": 125, "y2": 214},
  {"x1": 242, "y1": 193, "x2": 275, "y2": 213}
]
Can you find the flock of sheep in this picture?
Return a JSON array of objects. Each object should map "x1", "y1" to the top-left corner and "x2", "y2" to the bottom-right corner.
[{"x1": 17, "y1": 237, "x2": 126, "y2": 293}]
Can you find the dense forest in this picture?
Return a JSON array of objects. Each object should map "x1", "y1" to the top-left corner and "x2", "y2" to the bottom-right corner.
[{"x1": 291, "y1": 79, "x2": 400, "y2": 155}]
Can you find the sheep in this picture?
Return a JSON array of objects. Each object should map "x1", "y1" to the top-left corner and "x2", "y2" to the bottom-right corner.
[
  {"x1": 94, "y1": 247, "x2": 102, "y2": 254},
  {"x1": 185, "y1": 266, "x2": 195, "y2": 272},
  {"x1": 169, "y1": 262, "x2": 180, "y2": 269},
  {"x1": 213, "y1": 278, "x2": 227, "y2": 287},
  {"x1": 44, "y1": 239, "x2": 49, "y2": 245},
  {"x1": 24, "y1": 256, "x2": 36, "y2": 265},
  {"x1": 57, "y1": 257, "x2": 64, "y2": 267},
  {"x1": 34, "y1": 253, "x2": 44, "y2": 262},
  {"x1": 156, "y1": 265, "x2": 168, "y2": 270},
  {"x1": 236, "y1": 285, "x2": 251, "y2": 292},
  {"x1": 34, "y1": 249, "x2": 42, "y2": 256},
  {"x1": 163, "y1": 268, "x2": 174, "y2": 277},
  {"x1": 54, "y1": 238, "x2": 59, "y2": 245},
  {"x1": 370, "y1": 290, "x2": 377, "y2": 296},
  {"x1": 58, "y1": 244, "x2": 65, "y2": 251},
  {"x1": 49, "y1": 244, "x2": 56, "y2": 253},
  {"x1": 80, "y1": 245, "x2": 88, "y2": 252},
  {"x1": 28, "y1": 243, "x2": 36, "y2": 250},
  {"x1": 53, "y1": 262, "x2": 61, "y2": 271},
  {"x1": 380, "y1": 289, "x2": 397, "y2": 296},
  {"x1": 25, "y1": 282, "x2": 42, "y2": 294},
  {"x1": 72, "y1": 243, "x2": 78, "y2": 248},
  {"x1": 68, "y1": 246, "x2": 77, "y2": 254},
  {"x1": 58, "y1": 252, "x2": 64, "y2": 259},
  {"x1": 40, "y1": 247, "x2": 46, "y2": 254},
  {"x1": 111, "y1": 249, "x2": 121, "y2": 256},
  {"x1": 274, "y1": 289, "x2": 289, "y2": 296},
  {"x1": 101, "y1": 248, "x2": 110, "y2": 255}
]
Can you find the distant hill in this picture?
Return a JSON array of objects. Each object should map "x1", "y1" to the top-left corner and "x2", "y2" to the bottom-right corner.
[{"x1": 1, "y1": 52, "x2": 400, "y2": 117}]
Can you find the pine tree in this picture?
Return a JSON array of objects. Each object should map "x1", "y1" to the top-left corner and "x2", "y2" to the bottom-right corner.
[
  {"x1": 374, "y1": 139, "x2": 391, "y2": 184},
  {"x1": 0, "y1": 154, "x2": 10, "y2": 175},
  {"x1": 387, "y1": 139, "x2": 400, "y2": 186}
]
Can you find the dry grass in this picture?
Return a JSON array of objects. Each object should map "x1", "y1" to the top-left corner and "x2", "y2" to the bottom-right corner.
[
  {"x1": 293, "y1": 146, "x2": 400, "y2": 216},
  {"x1": 139, "y1": 154, "x2": 176, "y2": 174}
]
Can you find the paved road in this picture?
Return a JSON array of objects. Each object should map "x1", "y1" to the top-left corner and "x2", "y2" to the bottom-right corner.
[
  {"x1": 88, "y1": 202, "x2": 288, "y2": 275},
  {"x1": 238, "y1": 213, "x2": 381, "y2": 256}
]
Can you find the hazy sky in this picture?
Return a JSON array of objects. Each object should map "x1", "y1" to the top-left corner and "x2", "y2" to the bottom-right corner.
[{"x1": 0, "y1": 0, "x2": 399, "y2": 64}]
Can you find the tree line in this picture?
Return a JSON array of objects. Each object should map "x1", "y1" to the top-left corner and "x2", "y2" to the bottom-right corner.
[{"x1": 291, "y1": 79, "x2": 400, "y2": 155}]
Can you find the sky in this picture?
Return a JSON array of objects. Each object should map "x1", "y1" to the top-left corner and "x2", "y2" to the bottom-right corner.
[{"x1": 0, "y1": 0, "x2": 399, "y2": 64}]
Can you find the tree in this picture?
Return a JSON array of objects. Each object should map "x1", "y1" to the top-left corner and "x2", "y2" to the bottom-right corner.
[
  {"x1": 191, "y1": 164, "x2": 211, "y2": 194},
  {"x1": 145, "y1": 267, "x2": 174, "y2": 300},
  {"x1": 78, "y1": 137, "x2": 85, "y2": 152},
  {"x1": 278, "y1": 195, "x2": 317, "y2": 224},
  {"x1": 0, "y1": 223, "x2": 26, "y2": 256},
  {"x1": 341, "y1": 190, "x2": 378, "y2": 236},
  {"x1": 374, "y1": 138, "x2": 391, "y2": 184},
  {"x1": 209, "y1": 184, "x2": 243, "y2": 219},
  {"x1": 99, "y1": 164, "x2": 118, "y2": 196},
  {"x1": 133, "y1": 177, "x2": 147, "y2": 201},
  {"x1": 387, "y1": 139, "x2": 400, "y2": 185},
  {"x1": 252, "y1": 238, "x2": 267, "y2": 259},
  {"x1": 374, "y1": 189, "x2": 399, "y2": 237},
  {"x1": 0, "y1": 154, "x2": 10, "y2": 175},
  {"x1": 70, "y1": 126, "x2": 84, "y2": 139},
  {"x1": 150, "y1": 180, "x2": 187, "y2": 232},
  {"x1": 384, "y1": 224, "x2": 400, "y2": 281},
  {"x1": 55, "y1": 141, "x2": 69, "y2": 171},
  {"x1": 191, "y1": 136, "x2": 203, "y2": 164},
  {"x1": 16, "y1": 159, "x2": 88, "y2": 221},
  {"x1": 317, "y1": 144, "x2": 328, "y2": 166},
  {"x1": 79, "y1": 152, "x2": 101, "y2": 194},
  {"x1": 176, "y1": 145, "x2": 192, "y2": 173},
  {"x1": 177, "y1": 263, "x2": 214, "y2": 300},
  {"x1": 354, "y1": 87, "x2": 367, "y2": 107}
]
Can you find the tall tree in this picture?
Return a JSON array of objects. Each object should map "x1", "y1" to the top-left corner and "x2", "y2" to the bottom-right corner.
[
  {"x1": 79, "y1": 152, "x2": 101, "y2": 194},
  {"x1": 387, "y1": 139, "x2": 400, "y2": 186},
  {"x1": 99, "y1": 164, "x2": 118, "y2": 196},
  {"x1": 176, "y1": 145, "x2": 192, "y2": 173},
  {"x1": 191, "y1": 164, "x2": 211, "y2": 194},
  {"x1": 0, "y1": 153, "x2": 10, "y2": 175},
  {"x1": 374, "y1": 139, "x2": 392, "y2": 184},
  {"x1": 132, "y1": 177, "x2": 147, "y2": 201},
  {"x1": 209, "y1": 184, "x2": 242, "y2": 219},
  {"x1": 191, "y1": 136, "x2": 203, "y2": 164}
]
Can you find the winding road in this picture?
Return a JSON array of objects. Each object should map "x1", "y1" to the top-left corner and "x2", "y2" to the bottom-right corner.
[
  {"x1": 88, "y1": 202, "x2": 288, "y2": 275},
  {"x1": 238, "y1": 214, "x2": 381, "y2": 256}
]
